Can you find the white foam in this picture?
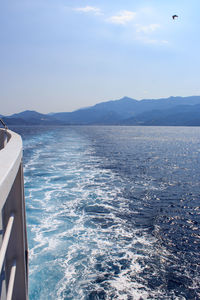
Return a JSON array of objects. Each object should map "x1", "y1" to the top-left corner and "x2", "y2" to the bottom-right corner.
[{"x1": 25, "y1": 128, "x2": 191, "y2": 299}]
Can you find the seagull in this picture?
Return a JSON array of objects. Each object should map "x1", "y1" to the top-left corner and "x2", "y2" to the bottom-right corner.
[{"x1": 172, "y1": 15, "x2": 178, "y2": 20}]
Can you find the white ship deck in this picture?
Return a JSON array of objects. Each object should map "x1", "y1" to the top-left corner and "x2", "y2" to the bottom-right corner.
[{"x1": 0, "y1": 128, "x2": 28, "y2": 300}]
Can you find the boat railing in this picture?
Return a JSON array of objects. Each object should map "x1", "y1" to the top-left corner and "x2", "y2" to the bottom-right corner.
[
  {"x1": 0, "y1": 128, "x2": 28, "y2": 300},
  {"x1": 0, "y1": 129, "x2": 10, "y2": 150}
]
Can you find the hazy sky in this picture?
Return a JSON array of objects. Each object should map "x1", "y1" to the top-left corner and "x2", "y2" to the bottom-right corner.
[{"x1": 1, "y1": 0, "x2": 200, "y2": 115}]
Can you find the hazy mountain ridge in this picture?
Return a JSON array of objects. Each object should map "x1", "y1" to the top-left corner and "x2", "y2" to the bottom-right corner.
[
  {"x1": 1, "y1": 96, "x2": 200, "y2": 126},
  {"x1": 2, "y1": 110, "x2": 64, "y2": 125},
  {"x1": 122, "y1": 103, "x2": 200, "y2": 126}
]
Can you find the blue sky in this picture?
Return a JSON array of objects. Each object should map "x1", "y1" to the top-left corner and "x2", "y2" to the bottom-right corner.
[{"x1": 1, "y1": 0, "x2": 200, "y2": 114}]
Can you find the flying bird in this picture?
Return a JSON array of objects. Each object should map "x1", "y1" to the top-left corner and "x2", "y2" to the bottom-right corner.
[{"x1": 172, "y1": 15, "x2": 178, "y2": 20}]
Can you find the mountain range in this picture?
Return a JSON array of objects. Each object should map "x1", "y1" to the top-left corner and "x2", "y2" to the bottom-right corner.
[{"x1": 1, "y1": 96, "x2": 200, "y2": 126}]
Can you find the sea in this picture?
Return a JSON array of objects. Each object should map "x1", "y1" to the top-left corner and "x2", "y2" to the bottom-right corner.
[{"x1": 12, "y1": 126, "x2": 200, "y2": 300}]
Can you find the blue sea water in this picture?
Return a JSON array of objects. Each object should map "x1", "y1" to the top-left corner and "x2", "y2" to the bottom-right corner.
[{"x1": 13, "y1": 126, "x2": 200, "y2": 299}]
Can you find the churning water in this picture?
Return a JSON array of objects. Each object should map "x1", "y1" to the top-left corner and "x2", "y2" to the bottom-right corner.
[{"x1": 13, "y1": 126, "x2": 200, "y2": 299}]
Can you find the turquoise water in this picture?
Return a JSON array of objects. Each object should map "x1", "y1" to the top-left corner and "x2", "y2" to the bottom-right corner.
[{"x1": 13, "y1": 126, "x2": 200, "y2": 299}]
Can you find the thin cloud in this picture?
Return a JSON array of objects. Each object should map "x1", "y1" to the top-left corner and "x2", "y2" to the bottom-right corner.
[
  {"x1": 161, "y1": 40, "x2": 169, "y2": 45},
  {"x1": 107, "y1": 10, "x2": 136, "y2": 25},
  {"x1": 74, "y1": 6, "x2": 102, "y2": 15},
  {"x1": 136, "y1": 24, "x2": 160, "y2": 34},
  {"x1": 134, "y1": 23, "x2": 169, "y2": 46},
  {"x1": 139, "y1": 37, "x2": 157, "y2": 44},
  {"x1": 136, "y1": 36, "x2": 169, "y2": 46}
]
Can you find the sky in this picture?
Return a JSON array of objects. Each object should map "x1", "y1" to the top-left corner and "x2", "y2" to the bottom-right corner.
[{"x1": 1, "y1": 0, "x2": 200, "y2": 115}]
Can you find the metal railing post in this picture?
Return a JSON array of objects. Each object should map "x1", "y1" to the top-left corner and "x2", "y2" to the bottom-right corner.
[{"x1": 0, "y1": 215, "x2": 14, "y2": 273}]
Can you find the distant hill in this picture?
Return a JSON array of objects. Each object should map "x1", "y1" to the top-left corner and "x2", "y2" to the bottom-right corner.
[
  {"x1": 1, "y1": 96, "x2": 200, "y2": 126},
  {"x1": 51, "y1": 96, "x2": 200, "y2": 125},
  {"x1": 2, "y1": 110, "x2": 64, "y2": 126},
  {"x1": 122, "y1": 103, "x2": 200, "y2": 126}
]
